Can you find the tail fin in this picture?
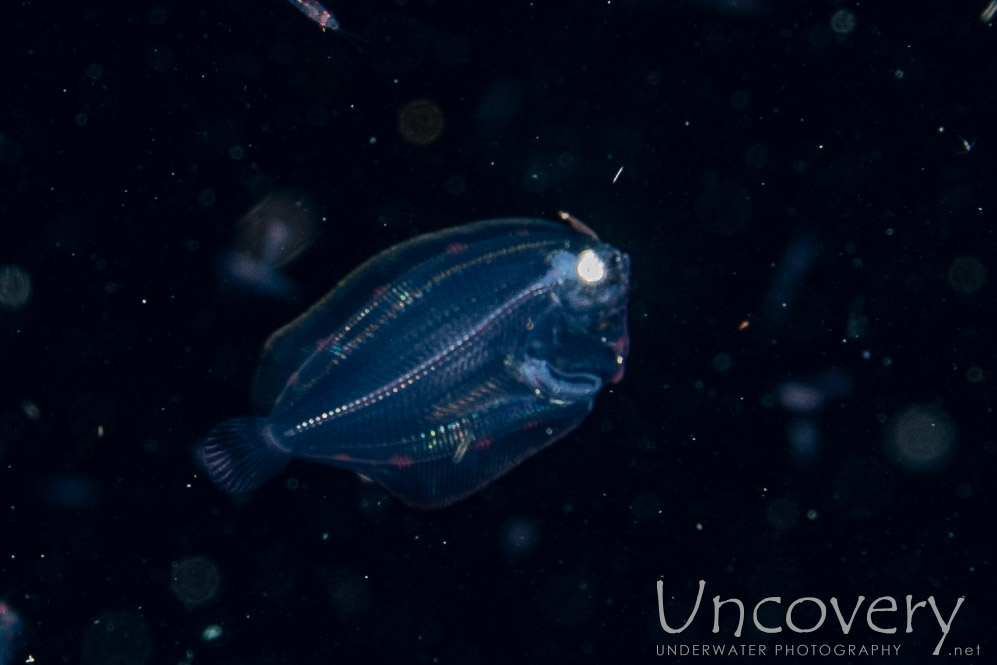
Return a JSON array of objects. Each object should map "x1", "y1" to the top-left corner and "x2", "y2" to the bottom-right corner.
[{"x1": 197, "y1": 417, "x2": 291, "y2": 493}]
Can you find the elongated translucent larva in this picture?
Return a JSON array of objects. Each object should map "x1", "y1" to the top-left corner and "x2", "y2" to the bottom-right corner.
[{"x1": 287, "y1": 0, "x2": 340, "y2": 31}]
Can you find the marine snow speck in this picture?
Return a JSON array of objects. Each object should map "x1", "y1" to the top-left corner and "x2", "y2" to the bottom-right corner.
[{"x1": 199, "y1": 216, "x2": 630, "y2": 508}]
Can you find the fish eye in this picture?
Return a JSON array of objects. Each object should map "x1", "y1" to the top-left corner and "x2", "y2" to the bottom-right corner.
[{"x1": 575, "y1": 249, "x2": 606, "y2": 284}]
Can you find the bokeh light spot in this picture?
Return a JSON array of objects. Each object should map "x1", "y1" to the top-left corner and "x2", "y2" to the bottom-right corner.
[
  {"x1": 0, "y1": 265, "x2": 32, "y2": 311},
  {"x1": 398, "y1": 99, "x2": 445, "y2": 146},
  {"x1": 965, "y1": 366, "x2": 984, "y2": 383},
  {"x1": 947, "y1": 256, "x2": 986, "y2": 295},
  {"x1": 501, "y1": 516, "x2": 540, "y2": 558},
  {"x1": 712, "y1": 353, "x2": 733, "y2": 373},
  {"x1": 884, "y1": 404, "x2": 956, "y2": 473},
  {"x1": 830, "y1": 9, "x2": 857, "y2": 35},
  {"x1": 171, "y1": 556, "x2": 221, "y2": 605}
]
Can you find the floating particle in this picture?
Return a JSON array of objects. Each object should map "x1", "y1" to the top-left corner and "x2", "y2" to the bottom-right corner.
[
  {"x1": 201, "y1": 625, "x2": 223, "y2": 642},
  {"x1": 777, "y1": 370, "x2": 852, "y2": 414},
  {"x1": 221, "y1": 191, "x2": 317, "y2": 299},
  {"x1": 778, "y1": 382, "x2": 825, "y2": 413},
  {"x1": 0, "y1": 265, "x2": 32, "y2": 311},
  {"x1": 20, "y1": 400, "x2": 41, "y2": 422},
  {"x1": 236, "y1": 192, "x2": 316, "y2": 269}
]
